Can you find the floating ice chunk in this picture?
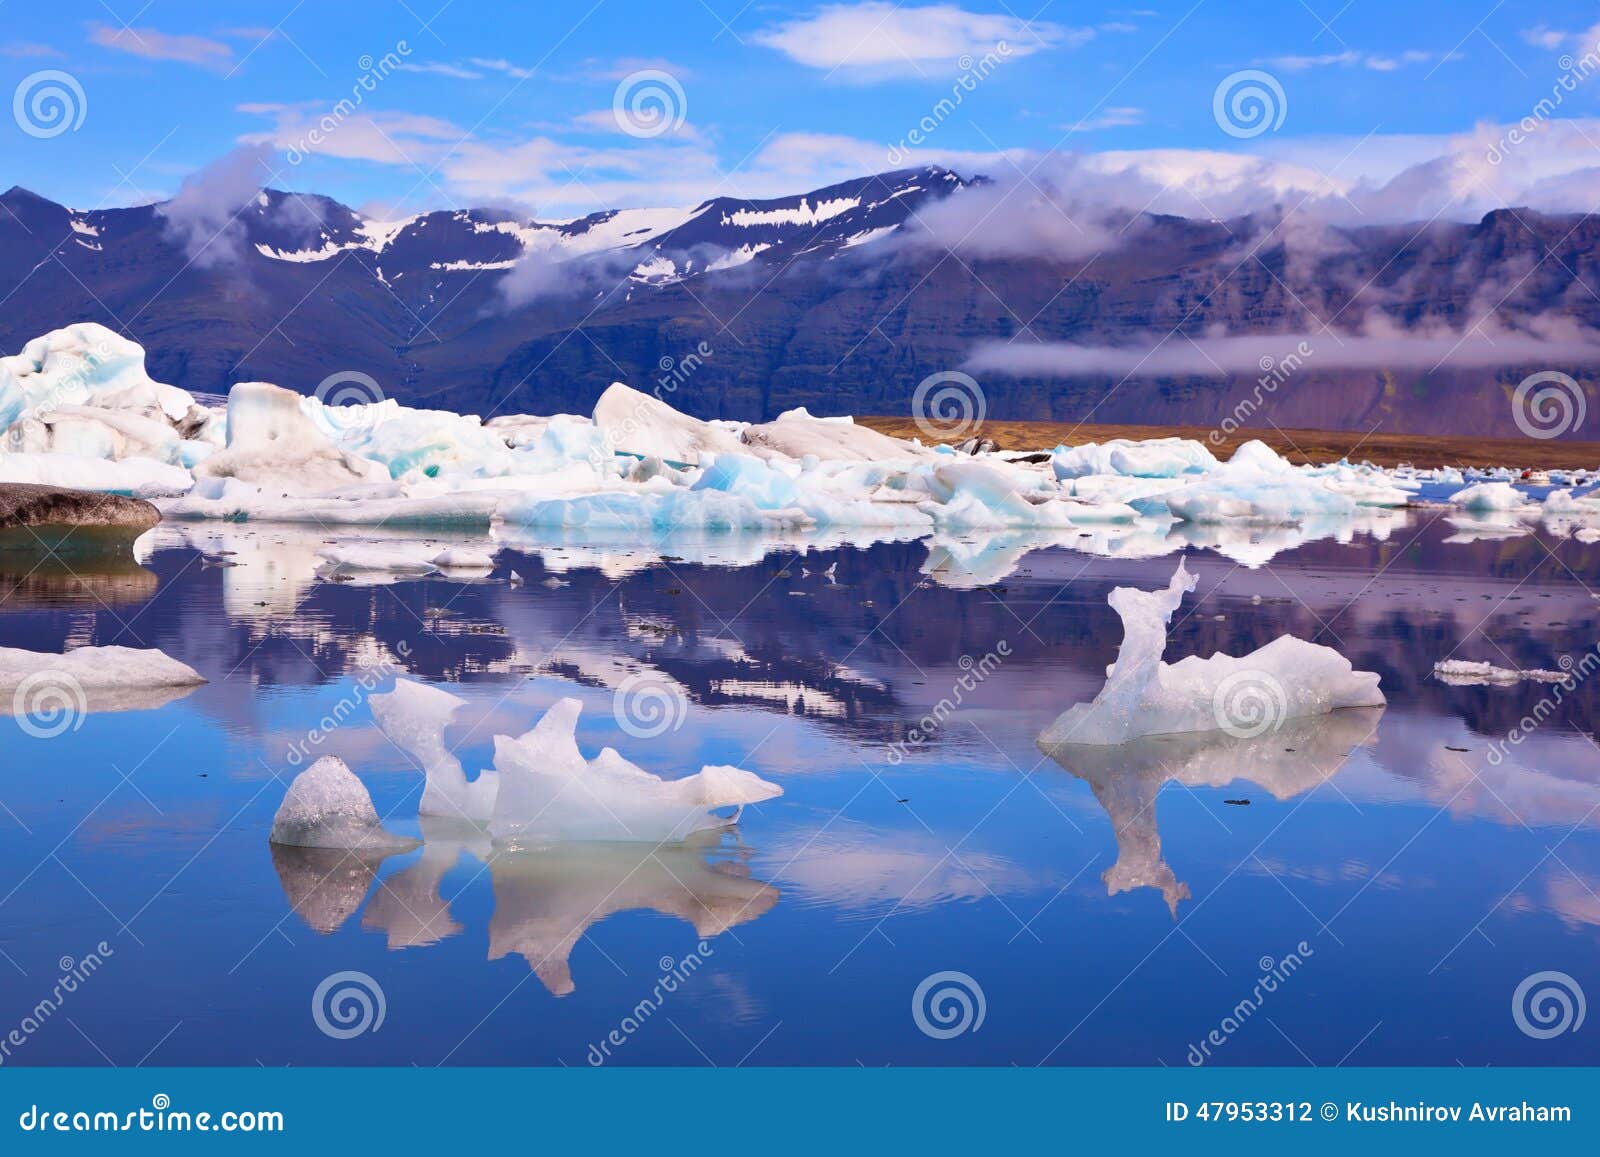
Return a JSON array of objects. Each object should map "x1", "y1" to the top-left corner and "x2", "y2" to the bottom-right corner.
[
  {"x1": 501, "y1": 488, "x2": 807, "y2": 533},
  {"x1": 371, "y1": 679, "x2": 499, "y2": 822},
  {"x1": 593, "y1": 382, "x2": 745, "y2": 467},
  {"x1": 691, "y1": 452, "x2": 800, "y2": 509},
  {"x1": 1447, "y1": 481, "x2": 1538, "y2": 514},
  {"x1": 0, "y1": 451, "x2": 193, "y2": 496},
  {"x1": 489, "y1": 697, "x2": 782, "y2": 842},
  {"x1": 1431, "y1": 659, "x2": 1572, "y2": 686},
  {"x1": 431, "y1": 546, "x2": 497, "y2": 571},
  {"x1": 0, "y1": 643, "x2": 206, "y2": 697},
  {"x1": 1051, "y1": 438, "x2": 1220, "y2": 480},
  {"x1": 1037, "y1": 559, "x2": 1385, "y2": 746},
  {"x1": 740, "y1": 409, "x2": 927, "y2": 462},
  {"x1": 268, "y1": 756, "x2": 419, "y2": 850},
  {"x1": 194, "y1": 382, "x2": 389, "y2": 496},
  {"x1": 920, "y1": 461, "x2": 1076, "y2": 529},
  {"x1": 317, "y1": 542, "x2": 440, "y2": 575},
  {"x1": 0, "y1": 322, "x2": 196, "y2": 430}
]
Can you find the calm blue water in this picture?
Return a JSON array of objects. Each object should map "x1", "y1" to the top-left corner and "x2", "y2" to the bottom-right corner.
[{"x1": 2, "y1": 513, "x2": 1598, "y2": 1067}]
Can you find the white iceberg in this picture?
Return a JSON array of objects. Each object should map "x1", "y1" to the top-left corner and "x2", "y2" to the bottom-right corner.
[
  {"x1": 368, "y1": 678, "x2": 783, "y2": 842},
  {"x1": 1448, "y1": 481, "x2": 1538, "y2": 514},
  {"x1": 0, "y1": 644, "x2": 206, "y2": 715},
  {"x1": 268, "y1": 756, "x2": 419, "y2": 850},
  {"x1": 194, "y1": 381, "x2": 389, "y2": 496},
  {"x1": 1037, "y1": 559, "x2": 1385, "y2": 746}
]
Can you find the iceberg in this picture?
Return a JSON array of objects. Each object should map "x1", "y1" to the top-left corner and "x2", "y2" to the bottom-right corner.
[
  {"x1": 0, "y1": 644, "x2": 205, "y2": 717},
  {"x1": 367, "y1": 678, "x2": 783, "y2": 841},
  {"x1": 267, "y1": 755, "x2": 419, "y2": 850},
  {"x1": 1037, "y1": 559, "x2": 1385, "y2": 746},
  {"x1": 194, "y1": 381, "x2": 389, "y2": 496}
]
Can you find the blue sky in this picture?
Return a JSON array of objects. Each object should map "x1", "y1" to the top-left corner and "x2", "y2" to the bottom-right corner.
[{"x1": 5, "y1": 0, "x2": 1600, "y2": 217}]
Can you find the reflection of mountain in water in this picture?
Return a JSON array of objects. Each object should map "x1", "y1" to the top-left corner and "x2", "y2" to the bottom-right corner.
[
  {"x1": 271, "y1": 824, "x2": 777, "y2": 996},
  {"x1": 1039, "y1": 708, "x2": 1384, "y2": 915},
  {"x1": 6, "y1": 517, "x2": 1598, "y2": 753}
]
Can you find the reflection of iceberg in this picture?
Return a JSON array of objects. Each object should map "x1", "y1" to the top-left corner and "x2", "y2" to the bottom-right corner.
[
  {"x1": 361, "y1": 816, "x2": 489, "y2": 948},
  {"x1": 487, "y1": 838, "x2": 779, "y2": 995},
  {"x1": 1040, "y1": 708, "x2": 1384, "y2": 914},
  {"x1": 368, "y1": 679, "x2": 782, "y2": 841},
  {"x1": 270, "y1": 842, "x2": 406, "y2": 934},
  {"x1": 1039, "y1": 559, "x2": 1384, "y2": 746},
  {"x1": 269, "y1": 816, "x2": 778, "y2": 995}
]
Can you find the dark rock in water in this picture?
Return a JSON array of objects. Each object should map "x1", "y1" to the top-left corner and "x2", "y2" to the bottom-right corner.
[
  {"x1": 1223, "y1": 798, "x2": 1251, "y2": 806},
  {"x1": 0, "y1": 483, "x2": 160, "y2": 553}
]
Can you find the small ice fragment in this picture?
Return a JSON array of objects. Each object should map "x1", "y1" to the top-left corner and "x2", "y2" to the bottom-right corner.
[{"x1": 268, "y1": 756, "x2": 418, "y2": 850}]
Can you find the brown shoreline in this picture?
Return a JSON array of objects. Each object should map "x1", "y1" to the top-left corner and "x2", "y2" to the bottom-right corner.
[{"x1": 857, "y1": 418, "x2": 1600, "y2": 471}]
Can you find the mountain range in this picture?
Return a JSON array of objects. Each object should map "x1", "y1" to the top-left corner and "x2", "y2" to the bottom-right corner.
[{"x1": 2, "y1": 166, "x2": 1597, "y2": 438}]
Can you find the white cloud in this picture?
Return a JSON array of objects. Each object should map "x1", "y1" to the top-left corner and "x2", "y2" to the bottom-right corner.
[
  {"x1": 88, "y1": 24, "x2": 233, "y2": 69},
  {"x1": 1066, "y1": 106, "x2": 1144, "y2": 132},
  {"x1": 396, "y1": 61, "x2": 486, "y2": 79},
  {"x1": 1520, "y1": 25, "x2": 1569, "y2": 50},
  {"x1": 1263, "y1": 49, "x2": 1443, "y2": 72},
  {"x1": 753, "y1": 2, "x2": 1083, "y2": 76},
  {"x1": 967, "y1": 322, "x2": 1600, "y2": 378}
]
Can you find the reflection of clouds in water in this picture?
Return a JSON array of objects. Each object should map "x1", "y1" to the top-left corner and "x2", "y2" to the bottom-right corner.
[
  {"x1": 763, "y1": 822, "x2": 1045, "y2": 914},
  {"x1": 1355, "y1": 710, "x2": 1600, "y2": 830},
  {"x1": 1510, "y1": 870, "x2": 1600, "y2": 931}
]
